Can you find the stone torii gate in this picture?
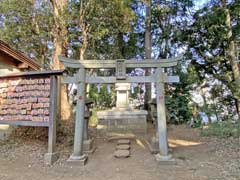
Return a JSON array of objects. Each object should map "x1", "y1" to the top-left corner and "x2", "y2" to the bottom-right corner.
[{"x1": 59, "y1": 56, "x2": 181, "y2": 165}]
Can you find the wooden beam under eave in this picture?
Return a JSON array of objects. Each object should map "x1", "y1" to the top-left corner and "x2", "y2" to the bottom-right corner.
[{"x1": 18, "y1": 62, "x2": 29, "y2": 69}]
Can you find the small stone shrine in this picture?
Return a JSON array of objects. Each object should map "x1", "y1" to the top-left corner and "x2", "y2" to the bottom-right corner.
[
  {"x1": 97, "y1": 82, "x2": 148, "y2": 135},
  {"x1": 115, "y1": 83, "x2": 130, "y2": 109}
]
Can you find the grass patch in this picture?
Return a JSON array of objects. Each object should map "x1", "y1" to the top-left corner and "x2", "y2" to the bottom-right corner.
[
  {"x1": 201, "y1": 121, "x2": 240, "y2": 138},
  {"x1": 89, "y1": 108, "x2": 99, "y2": 126}
]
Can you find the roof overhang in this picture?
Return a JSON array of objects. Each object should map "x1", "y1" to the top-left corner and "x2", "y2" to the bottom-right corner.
[{"x1": 0, "y1": 40, "x2": 42, "y2": 70}]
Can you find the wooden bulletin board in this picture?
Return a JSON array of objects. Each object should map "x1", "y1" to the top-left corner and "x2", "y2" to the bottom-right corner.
[{"x1": 0, "y1": 70, "x2": 63, "y2": 165}]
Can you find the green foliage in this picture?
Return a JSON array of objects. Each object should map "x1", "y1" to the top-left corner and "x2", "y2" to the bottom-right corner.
[
  {"x1": 88, "y1": 84, "x2": 115, "y2": 109},
  {"x1": 68, "y1": 0, "x2": 136, "y2": 59},
  {"x1": 183, "y1": 0, "x2": 240, "y2": 120},
  {"x1": 166, "y1": 94, "x2": 192, "y2": 124},
  {"x1": 151, "y1": 0, "x2": 194, "y2": 58},
  {"x1": 1, "y1": 0, "x2": 239, "y2": 127},
  {"x1": 186, "y1": 4, "x2": 232, "y2": 70},
  {"x1": 0, "y1": 0, "x2": 53, "y2": 65},
  {"x1": 201, "y1": 121, "x2": 240, "y2": 138},
  {"x1": 166, "y1": 67, "x2": 192, "y2": 124},
  {"x1": 191, "y1": 117, "x2": 202, "y2": 128},
  {"x1": 149, "y1": 0, "x2": 196, "y2": 124},
  {"x1": 129, "y1": 86, "x2": 143, "y2": 100},
  {"x1": 89, "y1": 107, "x2": 98, "y2": 125}
]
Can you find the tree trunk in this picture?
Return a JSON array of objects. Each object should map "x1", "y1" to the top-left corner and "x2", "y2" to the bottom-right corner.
[
  {"x1": 50, "y1": 0, "x2": 72, "y2": 121},
  {"x1": 223, "y1": 1, "x2": 240, "y2": 117},
  {"x1": 79, "y1": 1, "x2": 91, "y2": 97},
  {"x1": 144, "y1": 0, "x2": 152, "y2": 109},
  {"x1": 79, "y1": 27, "x2": 88, "y2": 60}
]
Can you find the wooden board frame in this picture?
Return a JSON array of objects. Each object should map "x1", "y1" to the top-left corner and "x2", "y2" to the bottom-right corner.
[{"x1": 0, "y1": 70, "x2": 64, "y2": 165}]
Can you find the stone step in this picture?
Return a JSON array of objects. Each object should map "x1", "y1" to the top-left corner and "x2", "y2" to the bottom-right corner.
[
  {"x1": 114, "y1": 149, "x2": 130, "y2": 158},
  {"x1": 116, "y1": 144, "x2": 130, "y2": 150},
  {"x1": 117, "y1": 139, "x2": 131, "y2": 145}
]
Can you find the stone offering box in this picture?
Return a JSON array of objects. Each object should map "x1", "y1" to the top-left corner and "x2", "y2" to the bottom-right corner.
[{"x1": 0, "y1": 70, "x2": 63, "y2": 165}]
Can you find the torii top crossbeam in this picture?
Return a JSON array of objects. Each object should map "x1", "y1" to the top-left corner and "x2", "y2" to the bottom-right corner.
[
  {"x1": 59, "y1": 56, "x2": 182, "y2": 69},
  {"x1": 59, "y1": 56, "x2": 182, "y2": 84}
]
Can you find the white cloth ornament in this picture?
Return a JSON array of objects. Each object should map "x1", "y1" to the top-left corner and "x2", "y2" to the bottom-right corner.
[
  {"x1": 107, "y1": 84, "x2": 111, "y2": 93},
  {"x1": 97, "y1": 84, "x2": 101, "y2": 93}
]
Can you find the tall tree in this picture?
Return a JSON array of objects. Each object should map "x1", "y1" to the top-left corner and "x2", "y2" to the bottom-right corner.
[
  {"x1": 0, "y1": 0, "x2": 52, "y2": 66},
  {"x1": 185, "y1": 0, "x2": 240, "y2": 119},
  {"x1": 68, "y1": 0, "x2": 136, "y2": 60},
  {"x1": 221, "y1": 0, "x2": 240, "y2": 115},
  {"x1": 50, "y1": 0, "x2": 72, "y2": 120},
  {"x1": 149, "y1": 0, "x2": 194, "y2": 123},
  {"x1": 144, "y1": 0, "x2": 152, "y2": 108}
]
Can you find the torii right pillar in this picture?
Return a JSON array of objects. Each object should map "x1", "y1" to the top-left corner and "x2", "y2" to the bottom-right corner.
[{"x1": 155, "y1": 68, "x2": 175, "y2": 164}]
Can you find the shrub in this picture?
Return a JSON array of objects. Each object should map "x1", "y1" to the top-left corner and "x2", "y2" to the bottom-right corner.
[{"x1": 201, "y1": 121, "x2": 240, "y2": 138}]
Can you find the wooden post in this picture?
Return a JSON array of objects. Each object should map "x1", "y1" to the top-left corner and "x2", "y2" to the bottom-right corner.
[
  {"x1": 155, "y1": 68, "x2": 173, "y2": 162},
  {"x1": 68, "y1": 68, "x2": 88, "y2": 165},
  {"x1": 44, "y1": 75, "x2": 59, "y2": 165}
]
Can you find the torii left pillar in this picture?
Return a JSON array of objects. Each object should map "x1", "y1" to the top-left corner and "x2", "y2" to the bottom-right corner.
[{"x1": 67, "y1": 68, "x2": 88, "y2": 165}]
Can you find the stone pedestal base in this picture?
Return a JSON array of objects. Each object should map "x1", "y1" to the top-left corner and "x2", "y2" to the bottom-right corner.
[
  {"x1": 67, "y1": 154, "x2": 88, "y2": 166},
  {"x1": 155, "y1": 153, "x2": 176, "y2": 165},
  {"x1": 44, "y1": 152, "x2": 59, "y2": 165},
  {"x1": 83, "y1": 139, "x2": 96, "y2": 154},
  {"x1": 97, "y1": 109, "x2": 148, "y2": 135}
]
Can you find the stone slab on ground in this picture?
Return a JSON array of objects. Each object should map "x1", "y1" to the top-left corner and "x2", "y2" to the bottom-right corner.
[
  {"x1": 107, "y1": 134, "x2": 136, "y2": 142},
  {"x1": 117, "y1": 139, "x2": 131, "y2": 145},
  {"x1": 116, "y1": 144, "x2": 130, "y2": 150},
  {"x1": 155, "y1": 153, "x2": 177, "y2": 165},
  {"x1": 67, "y1": 154, "x2": 88, "y2": 166},
  {"x1": 114, "y1": 150, "x2": 130, "y2": 158}
]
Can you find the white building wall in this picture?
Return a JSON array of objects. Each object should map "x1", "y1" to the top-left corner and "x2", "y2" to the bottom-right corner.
[{"x1": 0, "y1": 63, "x2": 20, "y2": 140}]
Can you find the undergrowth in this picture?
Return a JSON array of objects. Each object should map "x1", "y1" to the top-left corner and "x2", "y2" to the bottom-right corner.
[
  {"x1": 89, "y1": 108, "x2": 98, "y2": 126},
  {"x1": 201, "y1": 121, "x2": 240, "y2": 138}
]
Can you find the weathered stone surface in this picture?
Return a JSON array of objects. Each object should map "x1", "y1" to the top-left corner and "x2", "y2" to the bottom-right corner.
[
  {"x1": 115, "y1": 83, "x2": 130, "y2": 108},
  {"x1": 97, "y1": 109, "x2": 148, "y2": 135},
  {"x1": 116, "y1": 144, "x2": 130, "y2": 150},
  {"x1": 107, "y1": 134, "x2": 136, "y2": 142},
  {"x1": 155, "y1": 153, "x2": 176, "y2": 165},
  {"x1": 117, "y1": 139, "x2": 130, "y2": 145},
  {"x1": 67, "y1": 154, "x2": 88, "y2": 166},
  {"x1": 114, "y1": 150, "x2": 130, "y2": 158}
]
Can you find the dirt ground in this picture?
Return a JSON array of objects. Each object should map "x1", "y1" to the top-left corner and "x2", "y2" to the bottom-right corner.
[{"x1": 0, "y1": 124, "x2": 239, "y2": 180}]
